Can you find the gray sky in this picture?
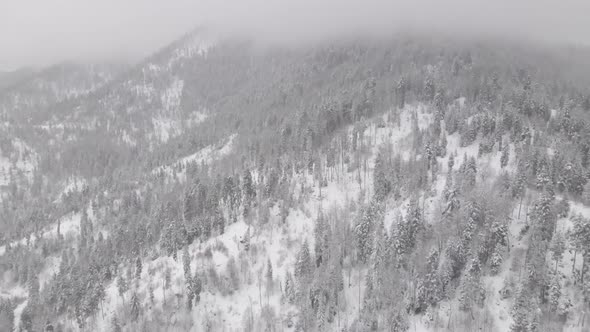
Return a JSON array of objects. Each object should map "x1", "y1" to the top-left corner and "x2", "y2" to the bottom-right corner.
[{"x1": 1, "y1": 0, "x2": 590, "y2": 70}]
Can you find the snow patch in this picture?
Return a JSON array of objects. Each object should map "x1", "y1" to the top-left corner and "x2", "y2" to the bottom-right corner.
[
  {"x1": 161, "y1": 78, "x2": 184, "y2": 113},
  {"x1": 152, "y1": 134, "x2": 237, "y2": 181},
  {"x1": 57, "y1": 176, "x2": 87, "y2": 201}
]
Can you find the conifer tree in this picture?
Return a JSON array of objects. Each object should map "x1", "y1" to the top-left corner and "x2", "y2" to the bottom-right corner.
[
  {"x1": 117, "y1": 273, "x2": 128, "y2": 301},
  {"x1": 314, "y1": 212, "x2": 327, "y2": 267},
  {"x1": 583, "y1": 182, "x2": 590, "y2": 205},
  {"x1": 130, "y1": 292, "x2": 141, "y2": 321},
  {"x1": 397, "y1": 77, "x2": 406, "y2": 109},
  {"x1": 190, "y1": 273, "x2": 203, "y2": 304},
  {"x1": 356, "y1": 201, "x2": 382, "y2": 263},
  {"x1": 284, "y1": 272, "x2": 295, "y2": 304},
  {"x1": 387, "y1": 309, "x2": 409, "y2": 332},
  {"x1": 548, "y1": 273, "x2": 561, "y2": 312},
  {"x1": 501, "y1": 144, "x2": 510, "y2": 168},
  {"x1": 266, "y1": 258, "x2": 273, "y2": 293},
  {"x1": 511, "y1": 287, "x2": 530, "y2": 332},
  {"x1": 417, "y1": 248, "x2": 441, "y2": 311},
  {"x1": 183, "y1": 245, "x2": 191, "y2": 281},
  {"x1": 295, "y1": 240, "x2": 312, "y2": 283},
  {"x1": 111, "y1": 316, "x2": 122, "y2": 332},
  {"x1": 458, "y1": 258, "x2": 484, "y2": 310},
  {"x1": 371, "y1": 219, "x2": 388, "y2": 289},
  {"x1": 373, "y1": 151, "x2": 391, "y2": 201},
  {"x1": 135, "y1": 256, "x2": 142, "y2": 280},
  {"x1": 242, "y1": 169, "x2": 255, "y2": 217},
  {"x1": 550, "y1": 231, "x2": 566, "y2": 272},
  {"x1": 570, "y1": 215, "x2": 590, "y2": 283},
  {"x1": 447, "y1": 152, "x2": 455, "y2": 171}
]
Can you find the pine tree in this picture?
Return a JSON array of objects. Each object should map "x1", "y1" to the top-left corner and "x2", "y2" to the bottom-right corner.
[
  {"x1": 284, "y1": 272, "x2": 295, "y2": 303},
  {"x1": 111, "y1": 315, "x2": 122, "y2": 332},
  {"x1": 397, "y1": 77, "x2": 406, "y2": 109},
  {"x1": 570, "y1": 214, "x2": 590, "y2": 284},
  {"x1": 149, "y1": 285, "x2": 155, "y2": 305},
  {"x1": 374, "y1": 151, "x2": 391, "y2": 201},
  {"x1": 161, "y1": 221, "x2": 184, "y2": 260},
  {"x1": 227, "y1": 257, "x2": 240, "y2": 292},
  {"x1": 295, "y1": 240, "x2": 312, "y2": 283},
  {"x1": 405, "y1": 199, "x2": 423, "y2": 249},
  {"x1": 461, "y1": 156, "x2": 477, "y2": 190},
  {"x1": 529, "y1": 310, "x2": 540, "y2": 332},
  {"x1": 163, "y1": 268, "x2": 171, "y2": 302},
  {"x1": 371, "y1": 219, "x2": 388, "y2": 291},
  {"x1": 79, "y1": 209, "x2": 90, "y2": 252},
  {"x1": 536, "y1": 166, "x2": 551, "y2": 191},
  {"x1": 447, "y1": 153, "x2": 455, "y2": 171},
  {"x1": 550, "y1": 231, "x2": 566, "y2": 272},
  {"x1": 191, "y1": 273, "x2": 203, "y2": 304},
  {"x1": 417, "y1": 249, "x2": 441, "y2": 311},
  {"x1": 513, "y1": 164, "x2": 528, "y2": 215},
  {"x1": 511, "y1": 288, "x2": 530, "y2": 332},
  {"x1": 135, "y1": 256, "x2": 142, "y2": 280},
  {"x1": 316, "y1": 297, "x2": 328, "y2": 330},
  {"x1": 242, "y1": 169, "x2": 255, "y2": 217},
  {"x1": 501, "y1": 144, "x2": 510, "y2": 168},
  {"x1": 356, "y1": 200, "x2": 383, "y2": 263},
  {"x1": 583, "y1": 182, "x2": 590, "y2": 205},
  {"x1": 266, "y1": 258, "x2": 273, "y2": 293},
  {"x1": 548, "y1": 272, "x2": 561, "y2": 312},
  {"x1": 490, "y1": 248, "x2": 503, "y2": 275},
  {"x1": 532, "y1": 193, "x2": 555, "y2": 242},
  {"x1": 492, "y1": 221, "x2": 509, "y2": 247},
  {"x1": 242, "y1": 227, "x2": 251, "y2": 251},
  {"x1": 424, "y1": 76, "x2": 436, "y2": 102},
  {"x1": 183, "y1": 186, "x2": 197, "y2": 223},
  {"x1": 355, "y1": 213, "x2": 373, "y2": 263},
  {"x1": 387, "y1": 309, "x2": 409, "y2": 332},
  {"x1": 183, "y1": 246, "x2": 191, "y2": 281},
  {"x1": 20, "y1": 303, "x2": 34, "y2": 332},
  {"x1": 213, "y1": 206, "x2": 225, "y2": 234},
  {"x1": 458, "y1": 258, "x2": 484, "y2": 310},
  {"x1": 0, "y1": 299, "x2": 14, "y2": 332},
  {"x1": 439, "y1": 132, "x2": 448, "y2": 157},
  {"x1": 130, "y1": 292, "x2": 141, "y2": 321},
  {"x1": 557, "y1": 296, "x2": 573, "y2": 317},
  {"x1": 94, "y1": 280, "x2": 106, "y2": 316},
  {"x1": 314, "y1": 212, "x2": 327, "y2": 267},
  {"x1": 117, "y1": 273, "x2": 128, "y2": 301},
  {"x1": 28, "y1": 273, "x2": 40, "y2": 302},
  {"x1": 224, "y1": 175, "x2": 240, "y2": 220}
]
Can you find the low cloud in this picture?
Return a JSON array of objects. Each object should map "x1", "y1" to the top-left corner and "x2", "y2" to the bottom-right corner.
[{"x1": 1, "y1": 0, "x2": 589, "y2": 69}]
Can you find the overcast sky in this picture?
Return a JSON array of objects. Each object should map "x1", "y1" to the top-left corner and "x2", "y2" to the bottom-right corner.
[{"x1": 1, "y1": 0, "x2": 590, "y2": 70}]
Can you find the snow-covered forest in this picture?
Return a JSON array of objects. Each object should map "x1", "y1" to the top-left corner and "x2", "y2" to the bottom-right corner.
[{"x1": 1, "y1": 28, "x2": 590, "y2": 332}]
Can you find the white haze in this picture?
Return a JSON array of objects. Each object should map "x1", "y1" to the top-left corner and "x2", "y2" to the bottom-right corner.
[{"x1": 1, "y1": 0, "x2": 589, "y2": 70}]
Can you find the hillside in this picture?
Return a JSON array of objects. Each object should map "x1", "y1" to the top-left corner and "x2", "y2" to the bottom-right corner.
[{"x1": 1, "y1": 31, "x2": 590, "y2": 332}]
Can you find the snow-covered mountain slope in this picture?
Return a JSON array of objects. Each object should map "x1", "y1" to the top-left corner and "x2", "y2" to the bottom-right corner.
[
  {"x1": 0, "y1": 134, "x2": 37, "y2": 189},
  {"x1": 56, "y1": 102, "x2": 586, "y2": 332},
  {"x1": 2, "y1": 33, "x2": 590, "y2": 332},
  {"x1": 0, "y1": 62, "x2": 124, "y2": 123},
  {"x1": 41, "y1": 30, "x2": 216, "y2": 149}
]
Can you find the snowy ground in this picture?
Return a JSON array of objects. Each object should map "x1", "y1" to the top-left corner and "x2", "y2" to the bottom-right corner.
[
  {"x1": 0, "y1": 211, "x2": 81, "y2": 258},
  {"x1": 7, "y1": 102, "x2": 589, "y2": 331},
  {"x1": 0, "y1": 137, "x2": 37, "y2": 187},
  {"x1": 152, "y1": 134, "x2": 236, "y2": 182},
  {"x1": 55, "y1": 176, "x2": 88, "y2": 202},
  {"x1": 86, "y1": 104, "x2": 449, "y2": 331}
]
